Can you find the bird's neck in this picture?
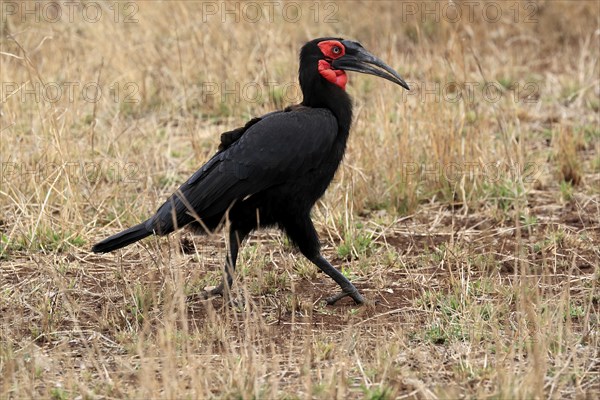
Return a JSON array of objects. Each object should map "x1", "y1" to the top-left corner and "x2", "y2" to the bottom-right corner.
[{"x1": 300, "y1": 83, "x2": 353, "y2": 135}]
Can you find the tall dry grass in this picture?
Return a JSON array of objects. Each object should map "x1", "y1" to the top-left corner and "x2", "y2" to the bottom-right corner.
[{"x1": 1, "y1": 1, "x2": 599, "y2": 398}]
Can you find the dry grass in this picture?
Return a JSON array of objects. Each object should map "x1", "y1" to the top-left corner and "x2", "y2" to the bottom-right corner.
[{"x1": 1, "y1": 1, "x2": 599, "y2": 398}]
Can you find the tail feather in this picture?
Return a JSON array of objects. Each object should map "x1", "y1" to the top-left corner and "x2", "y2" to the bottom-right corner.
[{"x1": 92, "y1": 222, "x2": 152, "y2": 253}]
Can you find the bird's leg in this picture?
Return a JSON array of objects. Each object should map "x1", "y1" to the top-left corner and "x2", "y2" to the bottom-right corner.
[
  {"x1": 285, "y1": 216, "x2": 365, "y2": 305},
  {"x1": 207, "y1": 228, "x2": 248, "y2": 298},
  {"x1": 308, "y1": 254, "x2": 365, "y2": 305}
]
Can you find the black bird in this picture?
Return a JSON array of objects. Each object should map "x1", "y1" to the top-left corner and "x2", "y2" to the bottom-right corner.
[{"x1": 92, "y1": 38, "x2": 409, "y2": 305}]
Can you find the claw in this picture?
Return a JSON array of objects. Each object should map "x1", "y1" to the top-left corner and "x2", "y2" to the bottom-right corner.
[
  {"x1": 193, "y1": 283, "x2": 226, "y2": 300},
  {"x1": 201, "y1": 283, "x2": 244, "y2": 309},
  {"x1": 325, "y1": 288, "x2": 365, "y2": 305},
  {"x1": 208, "y1": 283, "x2": 225, "y2": 297}
]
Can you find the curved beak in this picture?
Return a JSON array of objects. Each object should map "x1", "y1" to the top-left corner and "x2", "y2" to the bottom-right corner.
[{"x1": 332, "y1": 40, "x2": 410, "y2": 90}]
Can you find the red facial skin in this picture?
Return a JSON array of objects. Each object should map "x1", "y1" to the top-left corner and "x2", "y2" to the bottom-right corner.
[
  {"x1": 317, "y1": 40, "x2": 347, "y2": 90},
  {"x1": 317, "y1": 40, "x2": 346, "y2": 59},
  {"x1": 318, "y1": 60, "x2": 348, "y2": 90}
]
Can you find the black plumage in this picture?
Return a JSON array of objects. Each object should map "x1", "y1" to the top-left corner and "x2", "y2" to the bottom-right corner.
[{"x1": 92, "y1": 37, "x2": 409, "y2": 305}]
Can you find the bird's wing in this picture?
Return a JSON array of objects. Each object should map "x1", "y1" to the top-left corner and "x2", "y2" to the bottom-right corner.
[
  {"x1": 149, "y1": 107, "x2": 338, "y2": 233},
  {"x1": 217, "y1": 110, "x2": 282, "y2": 152}
]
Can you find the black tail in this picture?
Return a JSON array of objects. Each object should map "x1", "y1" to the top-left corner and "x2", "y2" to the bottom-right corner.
[{"x1": 92, "y1": 222, "x2": 153, "y2": 253}]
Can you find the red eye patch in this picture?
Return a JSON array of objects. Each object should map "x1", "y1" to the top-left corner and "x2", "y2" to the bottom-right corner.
[{"x1": 317, "y1": 40, "x2": 345, "y2": 59}]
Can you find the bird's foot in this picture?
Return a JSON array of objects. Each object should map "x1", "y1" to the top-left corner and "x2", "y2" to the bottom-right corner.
[
  {"x1": 325, "y1": 287, "x2": 365, "y2": 305},
  {"x1": 195, "y1": 283, "x2": 226, "y2": 300},
  {"x1": 208, "y1": 283, "x2": 225, "y2": 297},
  {"x1": 200, "y1": 283, "x2": 245, "y2": 309}
]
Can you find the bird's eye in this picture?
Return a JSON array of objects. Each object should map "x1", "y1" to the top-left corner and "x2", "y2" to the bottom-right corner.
[{"x1": 332, "y1": 46, "x2": 341, "y2": 54}]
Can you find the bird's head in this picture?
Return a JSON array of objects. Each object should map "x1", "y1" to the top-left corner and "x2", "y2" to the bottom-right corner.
[{"x1": 300, "y1": 37, "x2": 410, "y2": 92}]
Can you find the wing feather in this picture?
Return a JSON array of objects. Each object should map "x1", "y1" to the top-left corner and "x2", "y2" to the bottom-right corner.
[{"x1": 149, "y1": 108, "x2": 337, "y2": 234}]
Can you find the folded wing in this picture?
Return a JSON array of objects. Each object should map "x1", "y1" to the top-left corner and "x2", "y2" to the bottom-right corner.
[{"x1": 148, "y1": 107, "x2": 338, "y2": 234}]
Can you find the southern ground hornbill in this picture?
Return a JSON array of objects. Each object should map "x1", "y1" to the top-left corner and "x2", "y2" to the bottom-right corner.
[{"x1": 92, "y1": 38, "x2": 409, "y2": 305}]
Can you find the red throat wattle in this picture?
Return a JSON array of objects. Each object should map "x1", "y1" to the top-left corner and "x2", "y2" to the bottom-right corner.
[{"x1": 318, "y1": 60, "x2": 348, "y2": 90}]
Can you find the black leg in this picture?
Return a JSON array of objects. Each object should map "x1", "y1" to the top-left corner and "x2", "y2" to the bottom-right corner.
[
  {"x1": 284, "y1": 216, "x2": 364, "y2": 305},
  {"x1": 208, "y1": 227, "x2": 249, "y2": 297},
  {"x1": 309, "y1": 254, "x2": 365, "y2": 305}
]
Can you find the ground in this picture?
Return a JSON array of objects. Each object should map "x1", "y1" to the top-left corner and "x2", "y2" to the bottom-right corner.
[{"x1": 1, "y1": 1, "x2": 599, "y2": 399}]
